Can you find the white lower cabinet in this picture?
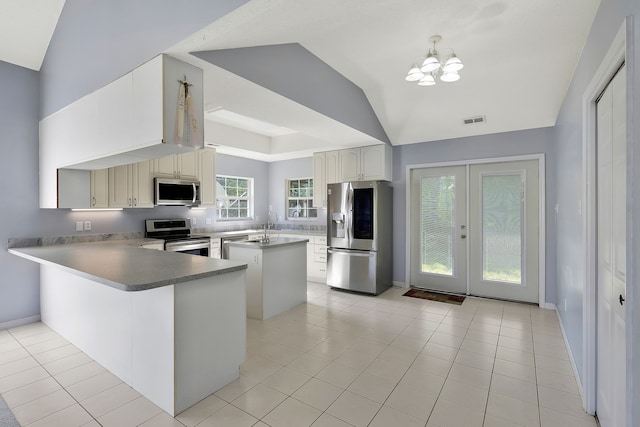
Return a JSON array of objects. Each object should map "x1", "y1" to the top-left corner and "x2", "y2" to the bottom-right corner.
[
  {"x1": 141, "y1": 242, "x2": 164, "y2": 250},
  {"x1": 210, "y1": 238, "x2": 221, "y2": 259},
  {"x1": 312, "y1": 235, "x2": 327, "y2": 282}
]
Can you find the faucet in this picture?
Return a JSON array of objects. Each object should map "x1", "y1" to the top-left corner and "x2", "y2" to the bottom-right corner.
[{"x1": 262, "y1": 223, "x2": 270, "y2": 243}]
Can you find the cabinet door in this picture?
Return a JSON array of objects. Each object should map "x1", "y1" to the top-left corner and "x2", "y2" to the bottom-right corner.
[
  {"x1": 132, "y1": 160, "x2": 154, "y2": 208},
  {"x1": 154, "y1": 155, "x2": 176, "y2": 177},
  {"x1": 108, "y1": 164, "x2": 132, "y2": 207},
  {"x1": 178, "y1": 151, "x2": 198, "y2": 179},
  {"x1": 325, "y1": 151, "x2": 340, "y2": 184},
  {"x1": 361, "y1": 145, "x2": 391, "y2": 181},
  {"x1": 307, "y1": 241, "x2": 315, "y2": 280},
  {"x1": 90, "y1": 169, "x2": 109, "y2": 208},
  {"x1": 339, "y1": 148, "x2": 360, "y2": 181},
  {"x1": 199, "y1": 148, "x2": 216, "y2": 206},
  {"x1": 312, "y1": 152, "x2": 326, "y2": 207}
]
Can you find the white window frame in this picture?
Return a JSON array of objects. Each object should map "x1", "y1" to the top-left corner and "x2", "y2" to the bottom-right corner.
[
  {"x1": 216, "y1": 175, "x2": 254, "y2": 221},
  {"x1": 285, "y1": 177, "x2": 317, "y2": 221}
]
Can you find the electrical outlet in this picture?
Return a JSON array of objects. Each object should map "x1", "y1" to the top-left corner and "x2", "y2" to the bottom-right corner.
[
  {"x1": 75, "y1": 222, "x2": 83, "y2": 232},
  {"x1": 253, "y1": 255, "x2": 259, "y2": 264},
  {"x1": 84, "y1": 221, "x2": 92, "y2": 231},
  {"x1": 192, "y1": 217, "x2": 197, "y2": 225}
]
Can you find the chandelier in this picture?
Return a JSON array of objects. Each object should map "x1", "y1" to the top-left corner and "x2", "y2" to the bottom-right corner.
[{"x1": 405, "y1": 35, "x2": 464, "y2": 86}]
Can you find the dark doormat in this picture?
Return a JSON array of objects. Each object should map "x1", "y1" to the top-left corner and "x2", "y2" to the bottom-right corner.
[{"x1": 403, "y1": 289, "x2": 466, "y2": 305}]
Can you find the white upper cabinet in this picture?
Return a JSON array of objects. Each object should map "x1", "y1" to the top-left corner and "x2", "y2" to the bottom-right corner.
[
  {"x1": 339, "y1": 145, "x2": 392, "y2": 182},
  {"x1": 154, "y1": 151, "x2": 198, "y2": 179},
  {"x1": 339, "y1": 148, "x2": 361, "y2": 182},
  {"x1": 90, "y1": 169, "x2": 109, "y2": 208},
  {"x1": 198, "y1": 148, "x2": 216, "y2": 207},
  {"x1": 312, "y1": 145, "x2": 390, "y2": 208},
  {"x1": 40, "y1": 54, "x2": 204, "y2": 208},
  {"x1": 312, "y1": 153, "x2": 326, "y2": 208},
  {"x1": 325, "y1": 151, "x2": 340, "y2": 184},
  {"x1": 108, "y1": 160, "x2": 154, "y2": 208},
  {"x1": 361, "y1": 145, "x2": 392, "y2": 180},
  {"x1": 179, "y1": 151, "x2": 198, "y2": 179}
]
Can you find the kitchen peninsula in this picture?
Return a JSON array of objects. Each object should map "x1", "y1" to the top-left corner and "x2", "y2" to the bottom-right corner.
[
  {"x1": 8, "y1": 240, "x2": 247, "y2": 416},
  {"x1": 226, "y1": 237, "x2": 308, "y2": 320}
]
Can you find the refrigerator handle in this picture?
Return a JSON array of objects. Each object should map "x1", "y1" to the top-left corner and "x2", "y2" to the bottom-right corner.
[
  {"x1": 347, "y1": 186, "x2": 353, "y2": 244},
  {"x1": 328, "y1": 248, "x2": 373, "y2": 257}
]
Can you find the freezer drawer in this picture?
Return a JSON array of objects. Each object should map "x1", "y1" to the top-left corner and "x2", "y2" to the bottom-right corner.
[{"x1": 327, "y1": 248, "x2": 379, "y2": 294}]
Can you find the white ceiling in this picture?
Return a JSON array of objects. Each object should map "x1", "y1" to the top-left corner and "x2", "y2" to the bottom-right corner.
[
  {"x1": 0, "y1": 0, "x2": 600, "y2": 161},
  {"x1": 0, "y1": 0, "x2": 65, "y2": 71}
]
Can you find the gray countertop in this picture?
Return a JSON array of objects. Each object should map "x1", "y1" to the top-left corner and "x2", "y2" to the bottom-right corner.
[
  {"x1": 9, "y1": 240, "x2": 247, "y2": 292},
  {"x1": 225, "y1": 237, "x2": 309, "y2": 249},
  {"x1": 204, "y1": 229, "x2": 324, "y2": 239}
]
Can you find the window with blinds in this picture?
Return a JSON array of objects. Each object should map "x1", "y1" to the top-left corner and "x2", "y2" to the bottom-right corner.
[
  {"x1": 481, "y1": 173, "x2": 523, "y2": 284},
  {"x1": 420, "y1": 175, "x2": 456, "y2": 276}
]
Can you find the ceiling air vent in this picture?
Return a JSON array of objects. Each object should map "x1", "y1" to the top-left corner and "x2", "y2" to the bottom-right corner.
[{"x1": 463, "y1": 116, "x2": 486, "y2": 125}]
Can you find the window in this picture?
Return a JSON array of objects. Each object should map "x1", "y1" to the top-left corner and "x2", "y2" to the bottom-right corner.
[
  {"x1": 216, "y1": 175, "x2": 253, "y2": 220},
  {"x1": 286, "y1": 178, "x2": 317, "y2": 220}
]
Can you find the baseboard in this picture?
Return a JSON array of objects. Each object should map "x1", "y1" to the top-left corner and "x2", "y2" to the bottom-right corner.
[
  {"x1": 553, "y1": 306, "x2": 586, "y2": 407},
  {"x1": 542, "y1": 302, "x2": 556, "y2": 310},
  {"x1": 393, "y1": 281, "x2": 408, "y2": 288},
  {"x1": 0, "y1": 315, "x2": 41, "y2": 330}
]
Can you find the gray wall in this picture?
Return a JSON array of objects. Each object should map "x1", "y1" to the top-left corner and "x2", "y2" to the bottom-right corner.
[
  {"x1": 391, "y1": 127, "x2": 557, "y2": 303},
  {"x1": 193, "y1": 44, "x2": 390, "y2": 145},
  {"x1": 0, "y1": 61, "x2": 41, "y2": 325},
  {"x1": 552, "y1": 0, "x2": 639, "y2": 397},
  {"x1": 216, "y1": 153, "x2": 269, "y2": 226},
  {"x1": 39, "y1": 0, "x2": 248, "y2": 118}
]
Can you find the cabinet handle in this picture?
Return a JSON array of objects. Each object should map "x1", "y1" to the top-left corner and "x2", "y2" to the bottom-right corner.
[
  {"x1": 91, "y1": 197, "x2": 96, "y2": 206},
  {"x1": 133, "y1": 198, "x2": 137, "y2": 207},
  {"x1": 128, "y1": 197, "x2": 132, "y2": 207}
]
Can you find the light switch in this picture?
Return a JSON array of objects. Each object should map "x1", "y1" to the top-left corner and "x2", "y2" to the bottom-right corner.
[
  {"x1": 75, "y1": 222, "x2": 83, "y2": 232},
  {"x1": 206, "y1": 218, "x2": 212, "y2": 225}
]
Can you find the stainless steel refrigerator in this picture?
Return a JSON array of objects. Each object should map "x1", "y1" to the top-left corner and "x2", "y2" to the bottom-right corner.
[{"x1": 326, "y1": 181, "x2": 392, "y2": 295}]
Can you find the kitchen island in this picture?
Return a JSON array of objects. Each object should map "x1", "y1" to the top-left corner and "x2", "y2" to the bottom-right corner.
[
  {"x1": 9, "y1": 241, "x2": 247, "y2": 416},
  {"x1": 226, "y1": 237, "x2": 308, "y2": 320}
]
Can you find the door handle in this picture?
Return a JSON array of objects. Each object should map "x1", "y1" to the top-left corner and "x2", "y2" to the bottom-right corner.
[
  {"x1": 619, "y1": 294, "x2": 625, "y2": 305},
  {"x1": 461, "y1": 234, "x2": 466, "y2": 239}
]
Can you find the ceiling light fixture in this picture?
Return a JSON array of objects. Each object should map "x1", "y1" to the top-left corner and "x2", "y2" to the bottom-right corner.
[{"x1": 405, "y1": 35, "x2": 464, "y2": 86}]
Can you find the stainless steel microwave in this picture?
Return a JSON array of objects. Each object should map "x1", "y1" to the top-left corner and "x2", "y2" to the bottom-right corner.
[{"x1": 154, "y1": 178, "x2": 201, "y2": 207}]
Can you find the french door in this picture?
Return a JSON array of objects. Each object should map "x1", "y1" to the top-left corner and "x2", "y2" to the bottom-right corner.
[{"x1": 409, "y1": 159, "x2": 540, "y2": 303}]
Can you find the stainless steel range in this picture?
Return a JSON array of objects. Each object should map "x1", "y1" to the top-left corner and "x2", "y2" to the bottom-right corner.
[{"x1": 145, "y1": 218, "x2": 210, "y2": 257}]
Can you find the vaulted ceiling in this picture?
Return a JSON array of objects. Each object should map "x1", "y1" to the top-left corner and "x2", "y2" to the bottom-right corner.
[{"x1": 0, "y1": 0, "x2": 601, "y2": 161}]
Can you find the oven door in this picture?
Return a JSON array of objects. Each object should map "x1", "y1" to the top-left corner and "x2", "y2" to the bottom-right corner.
[{"x1": 165, "y1": 239, "x2": 210, "y2": 257}]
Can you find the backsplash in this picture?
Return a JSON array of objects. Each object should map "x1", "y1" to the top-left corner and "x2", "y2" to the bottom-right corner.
[{"x1": 7, "y1": 232, "x2": 144, "y2": 248}]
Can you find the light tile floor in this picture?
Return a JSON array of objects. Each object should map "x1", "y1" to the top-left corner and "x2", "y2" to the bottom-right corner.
[{"x1": 0, "y1": 283, "x2": 597, "y2": 427}]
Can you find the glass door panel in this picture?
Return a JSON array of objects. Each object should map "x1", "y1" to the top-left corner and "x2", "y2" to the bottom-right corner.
[
  {"x1": 469, "y1": 161, "x2": 539, "y2": 303},
  {"x1": 410, "y1": 166, "x2": 467, "y2": 294},
  {"x1": 420, "y1": 175, "x2": 456, "y2": 276},
  {"x1": 481, "y1": 173, "x2": 523, "y2": 284},
  {"x1": 353, "y1": 187, "x2": 374, "y2": 240}
]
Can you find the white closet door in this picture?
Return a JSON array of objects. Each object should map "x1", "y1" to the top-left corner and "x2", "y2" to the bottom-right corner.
[{"x1": 596, "y1": 64, "x2": 626, "y2": 427}]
